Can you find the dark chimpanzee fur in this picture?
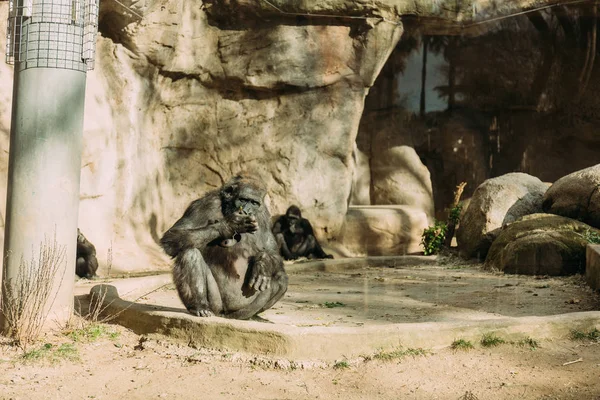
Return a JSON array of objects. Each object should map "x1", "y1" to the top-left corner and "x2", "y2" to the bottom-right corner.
[
  {"x1": 272, "y1": 205, "x2": 333, "y2": 261},
  {"x1": 76, "y1": 229, "x2": 99, "y2": 279},
  {"x1": 160, "y1": 174, "x2": 288, "y2": 319}
]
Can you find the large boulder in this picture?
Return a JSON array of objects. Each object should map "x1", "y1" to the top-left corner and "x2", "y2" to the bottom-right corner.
[
  {"x1": 484, "y1": 214, "x2": 599, "y2": 276},
  {"x1": 371, "y1": 146, "x2": 434, "y2": 221},
  {"x1": 333, "y1": 205, "x2": 430, "y2": 256},
  {"x1": 457, "y1": 172, "x2": 549, "y2": 259},
  {"x1": 542, "y1": 164, "x2": 600, "y2": 229}
]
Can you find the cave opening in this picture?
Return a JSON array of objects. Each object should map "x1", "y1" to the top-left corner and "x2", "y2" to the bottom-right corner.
[{"x1": 354, "y1": 7, "x2": 600, "y2": 220}]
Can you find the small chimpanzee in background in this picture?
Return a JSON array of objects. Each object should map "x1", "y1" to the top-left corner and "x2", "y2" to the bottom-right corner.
[
  {"x1": 76, "y1": 229, "x2": 99, "y2": 279},
  {"x1": 272, "y1": 205, "x2": 333, "y2": 261}
]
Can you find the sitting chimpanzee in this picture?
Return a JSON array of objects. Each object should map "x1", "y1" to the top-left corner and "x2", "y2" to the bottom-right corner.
[
  {"x1": 272, "y1": 205, "x2": 333, "y2": 260},
  {"x1": 76, "y1": 229, "x2": 99, "y2": 279},
  {"x1": 160, "y1": 174, "x2": 288, "y2": 319}
]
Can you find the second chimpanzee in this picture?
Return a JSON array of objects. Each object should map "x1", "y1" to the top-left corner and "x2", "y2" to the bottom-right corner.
[
  {"x1": 272, "y1": 205, "x2": 333, "y2": 260},
  {"x1": 76, "y1": 229, "x2": 99, "y2": 279}
]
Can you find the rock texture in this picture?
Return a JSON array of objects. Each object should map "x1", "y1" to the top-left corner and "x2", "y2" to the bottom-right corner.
[
  {"x1": 0, "y1": 0, "x2": 581, "y2": 274},
  {"x1": 484, "y1": 214, "x2": 598, "y2": 276},
  {"x1": 333, "y1": 205, "x2": 430, "y2": 256},
  {"x1": 542, "y1": 164, "x2": 600, "y2": 229},
  {"x1": 0, "y1": 1, "x2": 405, "y2": 273},
  {"x1": 349, "y1": 143, "x2": 371, "y2": 206},
  {"x1": 370, "y1": 146, "x2": 435, "y2": 221},
  {"x1": 457, "y1": 172, "x2": 548, "y2": 259}
]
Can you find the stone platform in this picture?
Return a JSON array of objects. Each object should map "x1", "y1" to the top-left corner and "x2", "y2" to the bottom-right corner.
[{"x1": 77, "y1": 256, "x2": 600, "y2": 361}]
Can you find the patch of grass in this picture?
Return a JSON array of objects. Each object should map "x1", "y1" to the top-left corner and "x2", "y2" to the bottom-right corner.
[
  {"x1": 373, "y1": 347, "x2": 429, "y2": 361},
  {"x1": 451, "y1": 339, "x2": 474, "y2": 351},
  {"x1": 514, "y1": 337, "x2": 540, "y2": 350},
  {"x1": 333, "y1": 360, "x2": 350, "y2": 370},
  {"x1": 66, "y1": 323, "x2": 119, "y2": 343},
  {"x1": 322, "y1": 302, "x2": 345, "y2": 308},
  {"x1": 21, "y1": 342, "x2": 80, "y2": 363},
  {"x1": 22, "y1": 343, "x2": 53, "y2": 362},
  {"x1": 570, "y1": 328, "x2": 600, "y2": 341},
  {"x1": 480, "y1": 333, "x2": 506, "y2": 348},
  {"x1": 55, "y1": 343, "x2": 79, "y2": 362}
]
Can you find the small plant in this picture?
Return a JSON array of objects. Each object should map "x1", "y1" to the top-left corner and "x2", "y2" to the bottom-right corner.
[
  {"x1": 515, "y1": 337, "x2": 539, "y2": 350},
  {"x1": 451, "y1": 339, "x2": 474, "y2": 351},
  {"x1": 322, "y1": 301, "x2": 345, "y2": 308},
  {"x1": 448, "y1": 204, "x2": 463, "y2": 225},
  {"x1": 373, "y1": 347, "x2": 428, "y2": 361},
  {"x1": 570, "y1": 328, "x2": 600, "y2": 341},
  {"x1": 421, "y1": 220, "x2": 448, "y2": 255},
  {"x1": 480, "y1": 333, "x2": 506, "y2": 348},
  {"x1": 581, "y1": 228, "x2": 600, "y2": 244},
  {"x1": 333, "y1": 360, "x2": 350, "y2": 370},
  {"x1": 1, "y1": 233, "x2": 67, "y2": 347}
]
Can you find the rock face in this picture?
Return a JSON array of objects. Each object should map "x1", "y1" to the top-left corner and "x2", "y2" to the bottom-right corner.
[
  {"x1": 457, "y1": 172, "x2": 548, "y2": 259},
  {"x1": 371, "y1": 146, "x2": 435, "y2": 221},
  {"x1": 542, "y1": 164, "x2": 600, "y2": 229},
  {"x1": 334, "y1": 205, "x2": 430, "y2": 256},
  {"x1": 0, "y1": 1, "x2": 404, "y2": 273},
  {"x1": 484, "y1": 214, "x2": 598, "y2": 276}
]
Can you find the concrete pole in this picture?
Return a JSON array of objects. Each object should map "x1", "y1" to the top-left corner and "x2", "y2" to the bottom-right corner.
[
  {"x1": 1, "y1": 68, "x2": 86, "y2": 331},
  {"x1": 0, "y1": 0, "x2": 95, "y2": 333}
]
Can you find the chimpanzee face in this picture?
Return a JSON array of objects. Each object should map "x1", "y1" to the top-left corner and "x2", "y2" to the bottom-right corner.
[
  {"x1": 235, "y1": 196, "x2": 261, "y2": 216},
  {"x1": 288, "y1": 213, "x2": 302, "y2": 234}
]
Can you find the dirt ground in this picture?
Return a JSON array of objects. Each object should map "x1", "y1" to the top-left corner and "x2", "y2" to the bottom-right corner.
[
  {"x1": 0, "y1": 324, "x2": 600, "y2": 400},
  {"x1": 2, "y1": 259, "x2": 600, "y2": 400}
]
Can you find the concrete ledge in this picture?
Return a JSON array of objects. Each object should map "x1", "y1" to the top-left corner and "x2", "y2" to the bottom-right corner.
[
  {"x1": 586, "y1": 244, "x2": 600, "y2": 290},
  {"x1": 284, "y1": 255, "x2": 438, "y2": 273},
  {"x1": 90, "y1": 278, "x2": 600, "y2": 361}
]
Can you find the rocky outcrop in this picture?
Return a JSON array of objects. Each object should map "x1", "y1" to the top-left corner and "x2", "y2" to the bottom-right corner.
[
  {"x1": 371, "y1": 146, "x2": 435, "y2": 221},
  {"x1": 0, "y1": 1, "x2": 406, "y2": 273},
  {"x1": 484, "y1": 214, "x2": 599, "y2": 276},
  {"x1": 542, "y1": 164, "x2": 600, "y2": 229},
  {"x1": 457, "y1": 172, "x2": 548, "y2": 259},
  {"x1": 0, "y1": 0, "x2": 582, "y2": 274}
]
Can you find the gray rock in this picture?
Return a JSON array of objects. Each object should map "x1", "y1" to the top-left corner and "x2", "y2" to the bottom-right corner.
[
  {"x1": 457, "y1": 172, "x2": 548, "y2": 259},
  {"x1": 542, "y1": 164, "x2": 600, "y2": 229},
  {"x1": 484, "y1": 214, "x2": 599, "y2": 276}
]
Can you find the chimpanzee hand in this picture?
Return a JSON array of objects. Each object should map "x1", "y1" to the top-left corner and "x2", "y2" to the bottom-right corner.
[
  {"x1": 249, "y1": 253, "x2": 273, "y2": 292},
  {"x1": 221, "y1": 212, "x2": 258, "y2": 237}
]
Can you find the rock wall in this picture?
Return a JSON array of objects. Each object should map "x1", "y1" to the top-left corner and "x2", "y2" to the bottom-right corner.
[{"x1": 0, "y1": 1, "x2": 403, "y2": 273}]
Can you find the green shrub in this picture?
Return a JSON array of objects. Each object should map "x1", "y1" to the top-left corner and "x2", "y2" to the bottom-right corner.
[
  {"x1": 448, "y1": 204, "x2": 463, "y2": 225},
  {"x1": 582, "y1": 228, "x2": 600, "y2": 244},
  {"x1": 421, "y1": 220, "x2": 448, "y2": 255}
]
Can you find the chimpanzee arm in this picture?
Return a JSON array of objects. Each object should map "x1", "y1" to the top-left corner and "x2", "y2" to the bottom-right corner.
[
  {"x1": 161, "y1": 196, "x2": 257, "y2": 257},
  {"x1": 272, "y1": 217, "x2": 295, "y2": 260},
  {"x1": 248, "y1": 230, "x2": 285, "y2": 292},
  {"x1": 299, "y1": 218, "x2": 333, "y2": 259}
]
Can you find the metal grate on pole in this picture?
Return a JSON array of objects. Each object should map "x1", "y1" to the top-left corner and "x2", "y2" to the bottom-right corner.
[{"x1": 5, "y1": 0, "x2": 100, "y2": 72}]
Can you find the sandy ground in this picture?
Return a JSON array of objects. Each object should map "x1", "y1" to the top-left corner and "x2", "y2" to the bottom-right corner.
[
  {"x1": 2, "y1": 259, "x2": 600, "y2": 400},
  {"x1": 0, "y1": 325, "x2": 600, "y2": 400}
]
